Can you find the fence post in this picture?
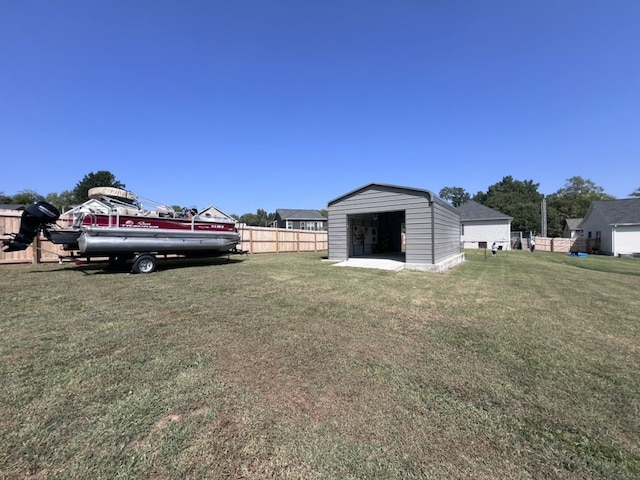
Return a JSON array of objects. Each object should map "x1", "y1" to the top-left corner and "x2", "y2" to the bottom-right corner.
[{"x1": 32, "y1": 235, "x2": 41, "y2": 264}]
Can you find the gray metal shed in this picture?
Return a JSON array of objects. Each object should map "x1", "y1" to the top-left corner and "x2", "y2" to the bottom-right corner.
[{"x1": 327, "y1": 183, "x2": 464, "y2": 271}]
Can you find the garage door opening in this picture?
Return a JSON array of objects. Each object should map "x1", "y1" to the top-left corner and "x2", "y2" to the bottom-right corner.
[{"x1": 348, "y1": 211, "x2": 405, "y2": 261}]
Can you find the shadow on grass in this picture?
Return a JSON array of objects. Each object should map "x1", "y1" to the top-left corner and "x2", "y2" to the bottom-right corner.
[
  {"x1": 28, "y1": 256, "x2": 247, "y2": 275},
  {"x1": 555, "y1": 255, "x2": 640, "y2": 277}
]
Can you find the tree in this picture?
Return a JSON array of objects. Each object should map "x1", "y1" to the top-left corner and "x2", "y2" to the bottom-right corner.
[
  {"x1": 471, "y1": 190, "x2": 487, "y2": 204},
  {"x1": 438, "y1": 186, "x2": 470, "y2": 207},
  {"x1": 545, "y1": 177, "x2": 616, "y2": 237},
  {"x1": 630, "y1": 187, "x2": 640, "y2": 198},
  {"x1": 476, "y1": 176, "x2": 543, "y2": 232},
  {"x1": 45, "y1": 190, "x2": 76, "y2": 212},
  {"x1": 72, "y1": 171, "x2": 126, "y2": 204},
  {"x1": 239, "y1": 209, "x2": 275, "y2": 227},
  {"x1": 10, "y1": 189, "x2": 44, "y2": 205}
]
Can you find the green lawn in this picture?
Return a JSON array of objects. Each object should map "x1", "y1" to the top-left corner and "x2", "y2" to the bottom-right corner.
[{"x1": 1, "y1": 250, "x2": 639, "y2": 479}]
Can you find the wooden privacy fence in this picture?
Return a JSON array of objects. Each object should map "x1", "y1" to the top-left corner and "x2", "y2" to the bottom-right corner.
[
  {"x1": 529, "y1": 236, "x2": 599, "y2": 253},
  {"x1": 236, "y1": 225, "x2": 327, "y2": 254},
  {"x1": 0, "y1": 210, "x2": 327, "y2": 265}
]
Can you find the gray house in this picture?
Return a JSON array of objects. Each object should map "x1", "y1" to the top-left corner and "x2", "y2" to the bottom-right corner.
[
  {"x1": 327, "y1": 183, "x2": 464, "y2": 271},
  {"x1": 457, "y1": 201, "x2": 512, "y2": 250},
  {"x1": 579, "y1": 198, "x2": 640, "y2": 256},
  {"x1": 271, "y1": 209, "x2": 327, "y2": 230}
]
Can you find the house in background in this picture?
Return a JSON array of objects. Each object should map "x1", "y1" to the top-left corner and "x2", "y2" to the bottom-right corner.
[
  {"x1": 457, "y1": 201, "x2": 512, "y2": 251},
  {"x1": 272, "y1": 209, "x2": 327, "y2": 231},
  {"x1": 0, "y1": 204, "x2": 26, "y2": 211},
  {"x1": 563, "y1": 218, "x2": 583, "y2": 238},
  {"x1": 579, "y1": 198, "x2": 640, "y2": 256}
]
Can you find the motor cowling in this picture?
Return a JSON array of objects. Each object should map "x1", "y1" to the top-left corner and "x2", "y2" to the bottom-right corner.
[{"x1": 2, "y1": 201, "x2": 60, "y2": 252}]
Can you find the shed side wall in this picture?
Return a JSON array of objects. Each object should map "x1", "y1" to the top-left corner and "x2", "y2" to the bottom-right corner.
[{"x1": 432, "y1": 201, "x2": 462, "y2": 262}]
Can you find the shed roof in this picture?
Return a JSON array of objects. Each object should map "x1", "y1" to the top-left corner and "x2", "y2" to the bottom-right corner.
[
  {"x1": 457, "y1": 201, "x2": 512, "y2": 221},
  {"x1": 582, "y1": 198, "x2": 640, "y2": 225},
  {"x1": 328, "y1": 182, "x2": 458, "y2": 214},
  {"x1": 328, "y1": 183, "x2": 433, "y2": 205},
  {"x1": 276, "y1": 209, "x2": 326, "y2": 220}
]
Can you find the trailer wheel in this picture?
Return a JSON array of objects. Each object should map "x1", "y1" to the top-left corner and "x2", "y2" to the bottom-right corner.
[{"x1": 132, "y1": 254, "x2": 157, "y2": 274}]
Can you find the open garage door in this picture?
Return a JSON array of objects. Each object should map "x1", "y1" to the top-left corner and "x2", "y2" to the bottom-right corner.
[{"x1": 348, "y1": 211, "x2": 405, "y2": 259}]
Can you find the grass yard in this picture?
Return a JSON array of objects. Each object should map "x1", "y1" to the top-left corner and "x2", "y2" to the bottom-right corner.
[{"x1": 1, "y1": 250, "x2": 639, "y2": 479}]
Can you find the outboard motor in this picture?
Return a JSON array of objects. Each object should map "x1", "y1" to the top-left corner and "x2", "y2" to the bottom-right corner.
[{"x1": 2, "y1": 201, "x2": 60, "y2": 252}]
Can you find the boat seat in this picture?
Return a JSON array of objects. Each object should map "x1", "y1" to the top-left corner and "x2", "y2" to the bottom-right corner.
[{"x1": 157, "y1": 206, "x2": 171, "y2": 217}]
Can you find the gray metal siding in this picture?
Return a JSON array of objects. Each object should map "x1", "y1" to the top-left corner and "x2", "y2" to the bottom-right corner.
[
  {"x1": 432, "y1": 202, "x2": 461, "y2": 262},
  {"x1": 405, "y1": 204, "x2": 433, "y2": 264},
  {"x1": 331, "y1": 188, "x2": 421, "y2": 213},
  {"x1": 328, "y1": 190, "x2": 416, "y2": 261},
  {"x1": 328, "y1": 210, "x2": 349, "y2": 260}
]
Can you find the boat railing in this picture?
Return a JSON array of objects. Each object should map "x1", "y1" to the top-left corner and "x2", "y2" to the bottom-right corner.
[
  {"x1": 68, "y1": 209, "x2": 226, "y2": 231},
  {"x1": 70, "y1": 212, "x2": 97, "y2": 228},
  {"x1": 82, "y1": 212, "x2": 99, "y2": 227}
]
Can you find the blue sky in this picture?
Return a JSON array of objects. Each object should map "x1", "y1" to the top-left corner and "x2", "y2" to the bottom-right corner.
[{"x1": 2, "y1": 1, "x2": 639, "y2": 215}]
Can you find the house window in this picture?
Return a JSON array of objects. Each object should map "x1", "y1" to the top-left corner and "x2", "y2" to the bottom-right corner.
[
  {"x1": 588, "y1": 231, "x2": 592, "y2": 238},
  {"x1": 286, "y1": 221, "x2": 293, "y2": 229},
  {"x1": 299, "y1": 221, "x2": 305, "y2": 230}
]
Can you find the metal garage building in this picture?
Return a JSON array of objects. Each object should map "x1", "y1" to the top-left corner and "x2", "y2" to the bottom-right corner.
[{"x1": 327, "y1": 183, "x2": 465, "y2": 271}]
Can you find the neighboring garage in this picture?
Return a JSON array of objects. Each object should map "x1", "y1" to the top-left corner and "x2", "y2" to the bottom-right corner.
[{"x1": 327, "y1": 183, "x2": 465, "y2": 271}]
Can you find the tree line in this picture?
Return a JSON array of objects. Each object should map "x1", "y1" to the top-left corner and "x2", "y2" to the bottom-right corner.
[
  {"x1": 2, "y1": 171, "x2": 639, "y2": 236},
  {"x1": 439, "y1": 176, "x2": 640, "y2": 237}
]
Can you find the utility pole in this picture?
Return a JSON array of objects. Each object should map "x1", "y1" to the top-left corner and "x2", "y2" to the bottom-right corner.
[{"x1": 541, "y1": 197, "x2": 547, "y2": 237}]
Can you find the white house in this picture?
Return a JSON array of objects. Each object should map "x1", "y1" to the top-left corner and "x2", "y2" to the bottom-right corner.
[
  {"x1": 457, "y1": 201, "x2": 512, "y2": 251},
  {"x1": 579, "y1": 198, "x2": 640, "y2": 256},
  {"x1": 563, "y1": 218, "x2": 583, "y2": 238}
]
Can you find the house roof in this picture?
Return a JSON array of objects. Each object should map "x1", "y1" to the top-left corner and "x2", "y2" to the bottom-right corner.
[
  {"x1": 583, "y1": 198, "x2": 640, "y2": 225},
  {"x1": 457, "y1": 201, "x2": 512, "y2": 221},
  {"x1": 276, "y1": 209, "x2": 326, "y2": 221},
  {"x1": 0, "y1": 204, "x2": 25, "y2": 211},
  {"x1": 564, "y1": 218, "x2": 583, "y2": 230}
]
